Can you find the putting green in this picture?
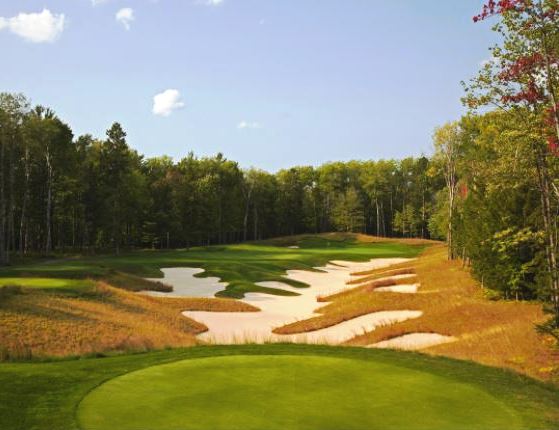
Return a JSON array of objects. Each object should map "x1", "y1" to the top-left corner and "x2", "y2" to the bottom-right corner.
[{"x1": 78, "y1": 355, "x2": 523, "y2": 430}]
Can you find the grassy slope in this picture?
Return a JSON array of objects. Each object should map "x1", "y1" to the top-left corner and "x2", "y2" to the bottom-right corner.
[
  {"x1": 0, "y1": 234, "x2": 422, "y2": 359},
  {"x1": 274, "y1": 243, "x2": 559, "y2": 383},
  {"x1": 1, "y1": 345, "x2": 558, "y2": 430},
  {"x1": 79, "y1": 355, "x2": 521, "y2": 430},
  {"x1": 0, "y1": 233, "x2": 424, "y2": 298},
  {"x1": 0, "y1": 283, "x2": 259, "y2": 360}
]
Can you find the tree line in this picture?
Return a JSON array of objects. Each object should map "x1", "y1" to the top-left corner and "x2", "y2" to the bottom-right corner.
[
  {"x1": 0, "y1": 96, "x2": 442, "y2": 261},
  {"x1": 434, "y1": 0, "x2": 559, "y2": 337}
]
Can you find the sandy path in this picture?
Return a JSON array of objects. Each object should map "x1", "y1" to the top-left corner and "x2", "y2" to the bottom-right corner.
[{"x1": 369, "y1": 333, "x2": 456, "y2": 350}]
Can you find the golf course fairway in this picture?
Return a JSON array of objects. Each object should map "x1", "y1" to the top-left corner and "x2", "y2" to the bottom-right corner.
[{"x1": 78, "y1": 354, "x2": 522, "y2": 430}]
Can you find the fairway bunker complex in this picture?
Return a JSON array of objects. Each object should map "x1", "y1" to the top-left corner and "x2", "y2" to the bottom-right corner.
[{"x1": 145, "y1": 258, "x2": 452, "y2": 349}]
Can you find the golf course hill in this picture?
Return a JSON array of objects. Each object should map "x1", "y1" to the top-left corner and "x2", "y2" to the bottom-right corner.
[{"x1": 0, "y1": 233, "x2": 558, "y2": 429}]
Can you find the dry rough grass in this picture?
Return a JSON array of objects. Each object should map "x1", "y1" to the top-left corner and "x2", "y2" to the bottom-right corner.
[
  {"x1": 317, "y1": 275, "x2": 419, "y2": 302},
  {"x1": 351, "y1": 233, "x2": 438, "y2": 246},
  {"x1": 347, "y1": 267, "x2": 416, "y2": 282},
  {"x1": 0, "y1": 282, "x2": 257, "y2": 360},
  {"x1": 275, "y1": 244, "x2": 559, "y2": 383},
  {"x1": 259, "y1": 232, "x2": 437, "y2": 247}
]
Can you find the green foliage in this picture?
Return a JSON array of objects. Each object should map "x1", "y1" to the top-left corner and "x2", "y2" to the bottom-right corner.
[
  {"x1": 393, "y1": 205, "x2": 421, "y2": 237},
  {"x1": 427, "y1": 189, "x2": 448, "y2": 241},
  {"x1": 485, "y1": 228, "x2": 542, "y2": 300},
  {"x1": 331, "y1": 187, "x2": 365, "y2": 232},
  {"x1": 429, "y1": 112, "x2": 556, "y2": 304},
  {"x1": 0, "y1": 96, "x2": 441, "y2": 261}
]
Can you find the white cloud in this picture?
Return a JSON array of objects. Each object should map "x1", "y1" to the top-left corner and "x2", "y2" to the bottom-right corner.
[
  {"x1": 116, "y1": 8, "x2": 134, "y2": 30},
  {"x1": 152, "y1": 89, "x2": 185, "y2": 117},
  {"x1": 91, "y1": 0, "x2": 109, "y2": 5},
  {"x1": 0, "y1": 9, "x2": 65, "y2": 43},
  {"x1": 237, "y1": 121, "x2": 261, "y2": 130},
  {"x1": 198, "y1": 0, "x2": 224, "y2": 6}
]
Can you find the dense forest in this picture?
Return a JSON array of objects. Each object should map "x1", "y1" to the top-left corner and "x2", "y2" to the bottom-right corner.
[
  {"x1": 0, "y1": 0, "x2": 558, "y2": 333},
  {"x1": 0, "y1": 98, "x2": 441, "y2": 255}
]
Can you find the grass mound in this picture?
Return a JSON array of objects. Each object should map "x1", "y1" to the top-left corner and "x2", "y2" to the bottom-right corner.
[
  {"x1": 0, "y1": 235, "x2": 422, "y2": 359},
  {"x1": 72, "y1": 345, "x2": 557, "y2": 430},
  {"x1": 2, "y1": 345, "x2": 558, "y2": 430},
  {"x1": 78, "y1": 354, "x2": 524, "y2": 430}
]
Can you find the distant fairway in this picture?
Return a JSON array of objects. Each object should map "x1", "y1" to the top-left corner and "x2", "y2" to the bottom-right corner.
[
  {"x1": 0, "y1": 234, "x2": 424, "y2": 298},
  {"x1": 79, "y1": 354, "x2": 521, "y2": 430}
]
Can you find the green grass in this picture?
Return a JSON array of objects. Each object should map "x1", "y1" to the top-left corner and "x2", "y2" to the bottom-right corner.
[
  {"x1": 2, "y1": 235, "x2": 556, "y2": 429},
  {"x1": 0, "y1": 234, "x2": 423, "y2": 297},
  {"x1": 1, "y1": 345, "x2": 558, "y2": 430},
  {"x1": 79, "y1": 355, "x2": 520, "y2": 430},
  {"x1": 0, "y1": 278, "x2": 92, "y2": 290},
  {"x1": 0, "y1": 278, "x2": 94, "y2": 296}
]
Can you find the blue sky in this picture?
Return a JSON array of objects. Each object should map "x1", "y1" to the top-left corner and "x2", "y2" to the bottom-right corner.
[{"x1": 0, "y1": 1, "x2": 496, "y2": 171}]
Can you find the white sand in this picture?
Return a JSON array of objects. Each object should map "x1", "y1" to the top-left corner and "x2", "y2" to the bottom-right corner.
[
  {"x1": 292, "y1": 258, "x2": 412, "y2": 297},
  {"x1": 348, "y1": 272, "x2": 417, "y2": 286},
  {"x1": 331, "y1": 259, "x2": 410, "y2": 272},
  {"x1": 193, "y1": 310, "x2": 423, "y2": 344},
  {"x1": 143, "y1": 268, "x2": 227, "y2": 298},
  {"x1": 375, "y1": 284, "x2": 420, "y2": 293},
  {"x1": 369, "y1": 333, "x2": 456, "y2": 351},
  {"x1": 182, "y1": 257, "x2": 420, "y2": 345}
]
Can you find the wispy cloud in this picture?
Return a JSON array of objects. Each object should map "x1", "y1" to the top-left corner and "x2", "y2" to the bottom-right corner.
[
  {"x1": 0, "y1": 9, "x2": 65, "y2": 43},
  {"x1": 237, "y1": 121, "x2": 261, "y2": 130},
  {"x1": 91, "y1": 0, "x2": 110, "y2": 6},
  {"x1": 197, "y1": 0, "x2": 224, "y2": 6},
  {"x1": 153, "y1": 89, "x2": 185, "y2": 117},
  {"x1": 116, "y1": 8, "x2": 134, "y2": 30}
]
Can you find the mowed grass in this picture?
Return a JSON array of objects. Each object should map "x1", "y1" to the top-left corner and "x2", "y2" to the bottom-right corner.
[
  {"x1": 0, "y1": 278, "x2": 91, "y2": 289},
  {"x1": 0, "y1": 233, "x2": 425, "y2": 298},
  {"x1": 1, "y1": 345, "x2": 558, "y2": 430},
  {"x1": 79, "y1": 355, "x2": 521, "y2": 430}
]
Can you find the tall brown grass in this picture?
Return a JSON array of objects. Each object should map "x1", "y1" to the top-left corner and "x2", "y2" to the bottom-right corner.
[
  {"x1": 347, "y1": 267, "x2": 415, "y2": 282},
  {"x1": 0, "y1": 282, "x2": 257, "y2": 360},
  {"x1": 275, "y1": 244, "x2": 559, "y2": 383}
]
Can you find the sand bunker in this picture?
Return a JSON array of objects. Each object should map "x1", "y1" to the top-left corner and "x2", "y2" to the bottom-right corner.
[
  {"x1": 143, "y1": 258, "x2": 426, "y2": 345},
  {"x1": 349, "y1": 272, "x2": 417, "y2": 286},
  {"x1": 375, "y1": 284, "x2": 420, "y2": 293},
  {"x1": 144, "y1": 268, "x2": 227, "y2": 298},
  {"x1": 182, "y1": 257, "x2": 419, "y2": 344},
  {"x1": 331, "y1": 259, "x2": 410, "y2": 272},
  {"x1": 370, "y1": 333, "x2": 456, "y2": 351},
  {"x1": 193, "y1": 310, "x2": 422, "y2": 344}
]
